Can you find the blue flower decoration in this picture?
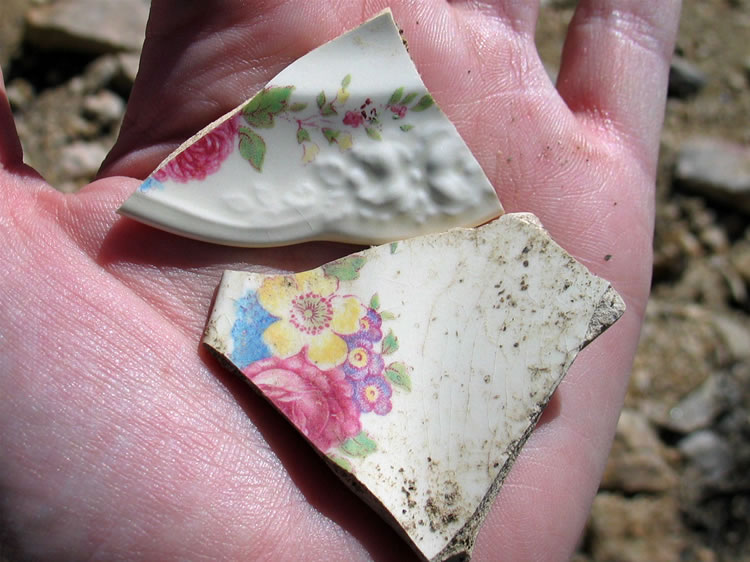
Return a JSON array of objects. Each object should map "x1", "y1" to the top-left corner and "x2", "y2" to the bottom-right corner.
[
  {"x1": 231, "y1": 291, "x2": 277, "y2": 368},
  {"x1": 139, "y1": 177, "x2": 164, "y2": 192}
]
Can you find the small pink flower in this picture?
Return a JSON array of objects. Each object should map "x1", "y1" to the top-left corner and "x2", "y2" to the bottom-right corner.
[
  {"x1": 343, "y1": 110, "x2": 364, "y2": 128},
  {"x1": 154, "y1": 115, "x2": 239, "y2": 183},
  {"x1": 389, "y1": 105, "x2": 407, "y2": 118},
  {"x1": 243, "y1": 353, "x2": 361, "y2": 452}
]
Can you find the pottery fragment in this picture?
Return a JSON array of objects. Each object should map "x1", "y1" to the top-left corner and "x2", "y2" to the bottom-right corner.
[
  {"x1": 118, "y1": 11, "x2": 503, "y2": 246},
  {"x1": 203, "y1": 212, "x2": 625, "y2": 561}
]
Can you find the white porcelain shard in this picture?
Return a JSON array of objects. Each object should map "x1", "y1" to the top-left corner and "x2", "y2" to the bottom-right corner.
[
  {"x1": 118, "y1": 11, "x2": 503, "y2": 247},
  {"x1": 203, "y1": 213, "x2": 625, "y2": 561}
]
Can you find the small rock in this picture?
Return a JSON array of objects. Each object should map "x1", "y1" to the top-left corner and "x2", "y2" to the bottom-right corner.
[
  {"x1": 588, "y1": 493, "x2": 685, "y2": 562},
  {"x1": 678, "y1": 430, "x2": 733, "y2": 485},
  {"x1": 628, "y1": 300, "x2": 738, "y2": 425},
  {"x1": 669, "y1": 56, "x2": 708, "y2": 98},
  {"x1": 25, "y1": 0, "x2": 148, "y2": 54},
  {"x1": 730, "y1": 237, "x2": 750, "y2": 282},
  {"x1": 114, "y1": 52, "x2": 140, "y2": 91},
  {"x1": 602, "y1": 409, "x2": 678, "y2": 493},
  {"x1": 674, "y1": 137, "x2": 750, "y2": 214},
  {"x1": 712, "y1": 313, "x2": 750, "y2": 361},
  {"x1": 654, "y1": 258, "x2": 730, "y2": 310},
  {"x1": 0, "y1": 0, "x2": 32, "y2": 68},
  {"x1": 80, "y1": 55, "x2": 121, "y2": 92},
  {"x1": 82, "y1": 90, "x2": 124, "y2": 126},
  {"x1": 698, "y1": 224, "x2": 729, "y2": 253},
  {"x1": 666, "y1": 374, "x2": 737, "y2": 433},
  {"x1": 66, "y1": 113, "x2": 99, "y2": 139},
  {"x1": 59, "y1": 141, "x2": 108, "y2": 179},
  {"x1": 5, "y1": 78, "x2": 35, "y2": 112},
  {"x1": 727, "y1": 69, "x2": 746, "y2": 93}
]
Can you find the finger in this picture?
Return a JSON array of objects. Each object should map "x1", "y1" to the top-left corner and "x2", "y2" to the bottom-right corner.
[
  {"x1": 448, "y1": 0, "x2": 540, "y2": 37},
  {"x1": 556, "y1": 0, "x2": 681, "y2": 170},
  {"x1": 0, "y1": 65, "x2": 24, "y2": 170},
  {"x1": 0, "y1": 66, "x2": 47, "y2": 189}
]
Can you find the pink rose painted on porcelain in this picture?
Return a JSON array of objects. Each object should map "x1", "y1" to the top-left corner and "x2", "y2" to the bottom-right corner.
[
  {"x1": 154, "y1": 115, "x2": 239, "y2": 183},
  {"x1": 243, "y1": 352, "x2": 361, "y2": 452}
]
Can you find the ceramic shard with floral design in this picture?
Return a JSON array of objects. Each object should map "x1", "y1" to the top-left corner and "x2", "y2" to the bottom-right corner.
[
  {"x1": 203, "y1": 212, "x2": 626, "y2": 562},
  {"x1": 118, "y1": 10, "x2": 503, "y2": 247}
]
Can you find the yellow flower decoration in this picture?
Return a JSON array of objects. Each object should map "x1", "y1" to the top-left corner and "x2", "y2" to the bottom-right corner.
[
  {"x1": 302, "y1": 141, "x2": 319, "y2": 164},
  {"x1": 258, "y1": 270, "x2": 363, "y2": 369},
  {"x1": 338, "y1": 132, "x2": 353, "y2": 152}
]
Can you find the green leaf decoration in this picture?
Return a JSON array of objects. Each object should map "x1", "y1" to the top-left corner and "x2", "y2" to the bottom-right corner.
[
  {"x1": 382, "y1": 329, "x2": 399, "y2": 355},
  {"x1": 370, "y1": 293, "x2": 380, "y2": 310},
  {"x1": 242, "y1": 86, "x2": 295, "y2": 127},
  {"x1": 322, "y1": 255, "x2": 366, "y2": 281},
  {"x1": 365, "y1": 127, "x2": 382, "y2": 141},
  {"x1": 341, "y1": 74, "x2": 352, "y2": 88},
  {"x1": 289, "y1": 102, "x2": 308, "y2": 112},
  {"x1": 412, "y1": 94, "x2": 435, "y2": 112},
  {"x1": 296, "y1": 128, "x2": 311, "y2": 144},
  {"x1": 243, "y1": 110, "x2": 273, "y2": 128},
  {"x1": 321, "y1": 102, "x2": 338, "y2": 116},
  {"x1": 238, "y1": 126, "x2": 266, "y2": 171},
  {"x1": 316, "y1": 90, "x2": 326, "y2": 109},
  {"x1": 380, "y1": 311, "x2": 397, "y2": 321},
  {"x1": 385, "y1": 362, "x2": 412, "y2": 391},
  {"x1": 322, "y1": 128, "x2": 340, "y2": 144},
  {"x1": 399, "y1": 124, "x2": 414, "y2": 132},
  {"x1": 401, "y1": 92, "x2": 418, "y2": 105},
  {"x1": 340, "y1": 431, "x2": 377, "y2": 457},
  {"x1": 388, "y1": 86, "x2": 404, "y2": 105},
  {"x1": 328, "y1": 454, "x2": 353, "y2": 472},
  {"x1": 390, "y1": 241, "x2": 398, "y2": 254}
]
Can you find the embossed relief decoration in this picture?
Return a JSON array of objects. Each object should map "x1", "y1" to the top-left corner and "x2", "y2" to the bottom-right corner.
[{"x1": 118, "y1": 13, "x2": 503, "y2": 247}]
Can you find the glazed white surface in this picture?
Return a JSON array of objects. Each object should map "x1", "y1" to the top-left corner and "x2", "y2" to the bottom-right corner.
[
  {"x1": 204, "y1": 214, "x2": 625, "y2": 560},
  {"x1": 118, "y1": 12, "x2": 503, "y2": 246}
]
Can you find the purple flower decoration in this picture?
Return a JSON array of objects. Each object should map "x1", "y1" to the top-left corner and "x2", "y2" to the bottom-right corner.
[
  {"x1": 343, "y1": 339, "x2": 385, "y2": 380},
  {"x1": 345, "y1": 307, "x2": 382, "y2": 344},
  {"x1": 351, "y1": 374, "x2": 392, "y2": 415}
]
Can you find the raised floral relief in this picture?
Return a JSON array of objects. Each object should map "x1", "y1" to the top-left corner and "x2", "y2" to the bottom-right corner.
[
  {"x1": 228, "y1": 255, "x2": 412, "y2": 470},
  {"x1": 140, "y1": 75, "x2": 434, "y2": 191}
]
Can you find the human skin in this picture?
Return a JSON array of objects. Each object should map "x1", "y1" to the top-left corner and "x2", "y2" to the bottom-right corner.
[{"x1": 0, "y1": 1, "x2": 680, "y2": 560}]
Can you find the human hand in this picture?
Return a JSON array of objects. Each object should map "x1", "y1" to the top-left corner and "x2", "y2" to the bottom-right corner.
[{"x1": 0, "y1": 1, "x2": 680, "y2": 559}]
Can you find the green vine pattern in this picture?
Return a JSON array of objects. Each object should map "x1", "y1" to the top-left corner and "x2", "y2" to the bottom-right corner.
[{"x1": 238, "y1": 75, "x2": 435, "y2": 171}]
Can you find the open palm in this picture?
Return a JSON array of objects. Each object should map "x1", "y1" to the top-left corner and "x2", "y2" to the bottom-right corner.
[{"x1": 0, "y1": 1, "x2": 680, "y2": 559}]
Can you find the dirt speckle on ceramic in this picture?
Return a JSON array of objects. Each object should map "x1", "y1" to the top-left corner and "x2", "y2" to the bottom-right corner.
[
  {"x1": 118, "y1": 11, "x2": 503, "y2": 246},
  {"x1": 203, "y1": 213, "x2": 625, "y2": 561}
]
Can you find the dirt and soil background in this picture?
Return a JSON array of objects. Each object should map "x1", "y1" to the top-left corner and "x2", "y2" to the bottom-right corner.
[{"x1": 1, "y1": 0, "x2": 749, "y2": 560}]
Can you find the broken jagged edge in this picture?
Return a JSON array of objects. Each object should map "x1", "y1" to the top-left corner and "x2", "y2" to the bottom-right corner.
[
  {"x1": 203, "y1": 213, "x2": 626, "y2": 561},
  {"x1": 118, "y1": 10, "x2": 503, "y2": 247}
]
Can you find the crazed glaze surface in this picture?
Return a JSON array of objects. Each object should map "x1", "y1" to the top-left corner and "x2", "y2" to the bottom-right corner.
[
  {"x1": 204, "y1": 213, "x2": 626, "y2": 561},
  {"x1": 118, "y1": 12, "x2": 503, "y2": 246}
]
